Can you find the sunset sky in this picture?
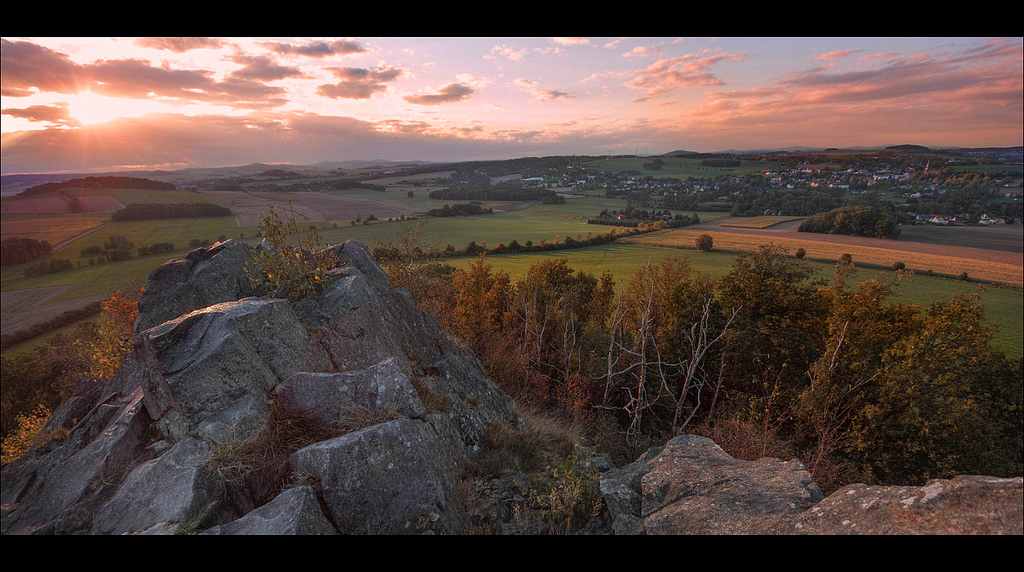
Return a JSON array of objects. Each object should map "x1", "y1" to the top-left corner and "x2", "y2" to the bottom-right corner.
[{"x1": 2, "y1": 36, "x2": 1021, "y2": 175}]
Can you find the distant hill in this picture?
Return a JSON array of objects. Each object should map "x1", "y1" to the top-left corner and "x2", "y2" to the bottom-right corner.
[
  {"x1": 17, "y1": 176, "x2": 175, "y2": 197},
  {"x1": 885, "y1": 144, "x2": 932, "y2": 152},
  {"x1": 1, "y1": 174, "x2": 79, "y2": 198}
]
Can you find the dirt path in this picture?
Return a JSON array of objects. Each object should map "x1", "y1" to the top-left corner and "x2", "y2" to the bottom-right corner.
[{"x1": 52, "y1": 221, "x2": 113, "y2": 251}]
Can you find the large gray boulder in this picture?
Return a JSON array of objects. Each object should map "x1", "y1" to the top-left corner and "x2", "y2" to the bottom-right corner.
[
  {"x1": 615, "y1": 435, "x2": 825, "y2": 535},
  {"x1": 200, "y1": 485, "x2": 336, "y2": 535},
  {"x1": 90, "y1": 437, "x2": 229, "y2": 535},
  {"x1": 288, "y1": 417, "x2": 464, "y2": 534},
  {"x1": 773, "y1": 475, "x2": 1023, "y2": 535},
  {"x1": 133, "y1": 297, "x2": 332, "y2": 443},
  {"x1": 597, "y1": 434, "x2": 1023, "y2": 535},
  {"x1": 135, "y1": 240, "x2": 257, "y2": 332},
  {"x1": 0, "y1": 379, "x2": 156, "y2": 535},
  {"x1": 274, "y1": 357, "x2": 426, "y2": 428}
]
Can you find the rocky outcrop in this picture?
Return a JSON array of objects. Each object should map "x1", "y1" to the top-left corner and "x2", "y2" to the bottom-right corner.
[
  {"x1": 597, "y1": 435, "x2": 1023, "y2": 535},
  {"x1": 1, "y1": 239, "x2": 520, "y2": 535},
  {"x1": 2, "y1": 239, "x2": 1020, "y2": 535},
  {"x1": 134, "y1": 239, "x2": 257, "y2": 332}
]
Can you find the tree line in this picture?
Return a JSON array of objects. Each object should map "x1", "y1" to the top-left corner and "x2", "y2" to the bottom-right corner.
[
  {"x1": 22, "y1": 258, "x2": 73, "y2": 277},
  {"x1": 372, "y1": 220, "x2": 672, "y2": 264},
  {"x1": 1, "y1": 237, "x2": 53, "y2": 266},
  {"x1": 110, "y1": 202, "x2": 231, "y2": 221},
  {"x1": 427, "y1": 203, "x2": 493, "y2": 217},
  {"x1": 18, "y1": 176, "x2": 175, "y2": 197},
  {"x1": 429, "y1": 184, "x2": 560, "y2": 202}
]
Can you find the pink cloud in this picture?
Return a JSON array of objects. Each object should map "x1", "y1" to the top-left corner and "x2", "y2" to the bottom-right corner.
[
  {"x1": 1, "y1": 101, "x2": 79, "y2": 127},
  {"x1": 815, "y1": 49, "x2": 861, "y2": 60},
  {"x1": 402, "y1": 83, "x2": 474, "y2": 105},
  {"x1": 1, "y1": 39, "x2": 86, "y2": 96},
  {"x1": 132, "y1": 37, "x2": 226, "y2": 53},
  {"x1": 317, "y1": 65, "x2": 406, "y2": 99},
  {"x1": 259, "y1": 39, "x2": 367, "y2": 58},
  {"x1": 512, "y1": 78, "x2": 581, "y2": 101},
  {"x1": 2, "y1": 39, "x2": 292, "y2": 109},
  {"x1": 623, "y1": 49, "x2": 748, "y2": 98},
  {"x1": 667, "y1": 38, "x2": 1023, "y2": 148}
]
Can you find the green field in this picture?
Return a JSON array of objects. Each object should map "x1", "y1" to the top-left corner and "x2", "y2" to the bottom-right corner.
[{"x1": 2, "y1": 182, "x2": 1021, "y2": 359}]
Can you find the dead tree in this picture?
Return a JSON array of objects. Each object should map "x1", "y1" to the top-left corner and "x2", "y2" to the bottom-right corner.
[{"x1": 666, "y1": 296, "x2": 739, "y2": 433}]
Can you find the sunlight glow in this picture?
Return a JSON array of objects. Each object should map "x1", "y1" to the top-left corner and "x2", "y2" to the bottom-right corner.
[{"x1": 1, "y1": 36, "x2": 1020, "y2": 174}]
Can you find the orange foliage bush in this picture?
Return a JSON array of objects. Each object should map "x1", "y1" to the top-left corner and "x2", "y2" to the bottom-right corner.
[{"x1": 81, "y1": 286, "x2": 143, "y2": 379}]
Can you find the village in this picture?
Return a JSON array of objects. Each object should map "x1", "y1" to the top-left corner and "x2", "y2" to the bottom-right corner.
[{"x1": 155, "y1": 149, "x2": 1022, "y2": 227}]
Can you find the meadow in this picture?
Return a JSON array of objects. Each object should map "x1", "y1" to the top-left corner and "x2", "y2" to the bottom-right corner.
[{"x1": 2, "y1": 176, "x2": 1021, "y2": 359}]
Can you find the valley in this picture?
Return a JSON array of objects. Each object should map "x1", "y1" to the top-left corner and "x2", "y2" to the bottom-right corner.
[{"x1": 2, "y1": 151, "x2": 1022, "y2": 358}]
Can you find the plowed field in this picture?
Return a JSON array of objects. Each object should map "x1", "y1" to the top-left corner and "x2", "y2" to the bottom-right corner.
[{"x1": 200, "y1": 190, "x2": 418, "y2": 228}]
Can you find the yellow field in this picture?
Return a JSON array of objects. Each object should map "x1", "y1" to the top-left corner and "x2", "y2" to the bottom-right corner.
[
  {"x1": 717, "y1": 216, "x2": 804, "y2": 229},
  {"x1": 620, "y1": 228, "x2": 1024, "y2": 287}
]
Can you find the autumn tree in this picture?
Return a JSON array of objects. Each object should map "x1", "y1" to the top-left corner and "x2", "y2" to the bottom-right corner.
[
  {"x1": 715, "y1": 245, "x2": 828, "y2": 453},
  {"x1": 845, "y1": 293, "x2": 1022, "y2": 485},
  {"x1": 246, "y1": 203, "x2": 338, "y2": 301},
  {"x1": 694, "y1": 233, "x2": 714, "y2": 252},
  {"x1": 450, "y1": 257, "x2": 514, "y2": 353},
  {"x1": 599, "y1": 258, "x2": 737, "y2": 455},
  {"x1": 509, "y1": 258, "x2": 609, "y2": 411},
  {"x1": 793, "y1": 272, "x2": 920, "y2": 490},
  {"x1": 79, "y1": 283, "x2": 144, "y2": 379}
]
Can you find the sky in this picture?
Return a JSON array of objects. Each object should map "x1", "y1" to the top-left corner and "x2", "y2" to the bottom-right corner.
[{"x1": 1, "y1": 36, "x2": 1021, "y2": 175}]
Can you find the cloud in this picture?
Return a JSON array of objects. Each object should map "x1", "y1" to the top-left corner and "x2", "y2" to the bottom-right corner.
[
  {"x1": 227, "y1": 54, "x2": 307, "y2": 82},
  {"x1": 490, "y1": 45, "x2": 528, "y2": 61},
  {"x1": 403, "y1": 83, "x2": 474, "y2": 105},
  {"x1": 84, "y1": 58, "x2": 289, "y2": 108},
  {"x1": 550, "y1": 38, "x2": 590, "y2": 46},
  {"x1": 317, "y1": 64, "x2": 406, "y2": 99},
  {"x1": 815, "y1": 49, "x2": 861, "y2": 60},
  {"x1": 669, "y1": 38, "x2": 1023, "y2": 148},
  {"x1": 512, "y1": 78, "x2": 581, "y2": 101},
  {"x1": 1, "y1": 111, "x2": 389, "y2": 173},
  {"x1": 132, "y1": 37, "x2": 226, "y2": 53},
  {"x1": 260, "y1": 39, "x2": 367, "y2": 58},
  {"x1": 1, "y1": 101, "x2": 80, "y2": 127},
  {"x1": 623, "y1": 49, "x2": 748, "y2": 98},
  {"x1": 777, "y1": 44, "x2": 1023, "y2": 106},
  {"x1": 1, "y1": 38, "x2": 86, "y2": 96},
  {"x1": 622, "y1": 45, "x2": 664, "y2": 58},
  {"x1": 1, "y1": 39, "x2": 292, "y2": 109},
  {"x1": 0, "y1": 109, "x2": 559, "y2": 173},
  {"x1": 86, "y1": 58, "x2": 216, "y2": 98}
]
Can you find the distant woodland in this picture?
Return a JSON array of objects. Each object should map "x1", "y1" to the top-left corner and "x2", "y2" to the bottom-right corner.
[
  {"x1": 429, "y1": 184, "x2": 561, "y2": 202},
  {"x1": 18, "y1": 176, "x2": 175, "y2": 196},
  {"x1": 0, "y1": 237, "x2": 53, "y2": 266},
  {"x1": 110, "y1": 202, "x2": 231, "y2": 221},
  {"x1": 798, "y1": 205, "x2": 901, "y2": 239}
]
